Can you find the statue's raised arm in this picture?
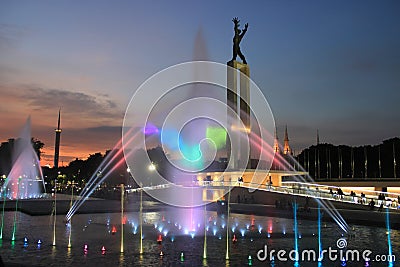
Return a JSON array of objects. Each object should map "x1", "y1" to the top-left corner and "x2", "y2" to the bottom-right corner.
[{"x1": 231, "y1": 17, "x2": 248, "y2": 64}]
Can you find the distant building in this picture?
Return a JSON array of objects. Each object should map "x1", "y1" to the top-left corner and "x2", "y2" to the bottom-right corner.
[
  {"x1": 53, "y1": 109, "x2": 62, "y2": 170},
  {"x1": 283, "y1": 126, "x2": 292, "y2": 155},
  {"x1": 273, "y1": 125, "x2": 292, "y2": 156}
]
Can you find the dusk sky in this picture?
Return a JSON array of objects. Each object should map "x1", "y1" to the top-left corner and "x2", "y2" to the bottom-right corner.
[{"x1": 1, "y1": 1, "x2": 399, "y2": 166}]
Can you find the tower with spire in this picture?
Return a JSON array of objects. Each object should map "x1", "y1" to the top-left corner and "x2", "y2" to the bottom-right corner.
[
  {"x1": 283, "y1": 126, "x2": 291, "y2": 155},
  {"x1": 54, "y1": 109, "x2": 62, "y2": 169},
  {"x1": 273, "y1": 127, "x2": 280, "y2": 154}
]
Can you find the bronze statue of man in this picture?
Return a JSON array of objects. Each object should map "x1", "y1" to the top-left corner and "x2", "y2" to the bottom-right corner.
[{"x1": 231, "y1": 17, "x2": 248, "y2": 64}]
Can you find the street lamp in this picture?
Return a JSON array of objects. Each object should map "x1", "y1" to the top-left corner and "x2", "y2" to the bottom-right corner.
[
  {"x1": 148, "y1": 163, "x2": 156, "y2": 172},
  {"x1": 139, "y1": 163, "x2": 155, "y2": 255}
]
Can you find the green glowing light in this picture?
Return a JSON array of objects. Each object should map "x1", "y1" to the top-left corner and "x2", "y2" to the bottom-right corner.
[
  {"x1": 180, "y1": 142, "x2": 203, "y2": 170},
  {"x1": 180, "y1": 143, "x2": 202, "y2": 162},
  {"x1": 12, "y1": 178, "x2": 21, "y2": 242},
  {"x1": 0, "y1": 190, "x2": 6, "y2": 240},
  {"x1": 206, "y1": 127, "x2": 227, "y2": 149},
  {"x1": 248, "y1": 255, "x2": 252, "y2": 265}
]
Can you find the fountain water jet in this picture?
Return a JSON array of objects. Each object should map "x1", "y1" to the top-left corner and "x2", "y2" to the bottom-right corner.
[
  {"x1": 318, "y1": 204, "x2": 322, "y2": 261},
  {"x1": 203, "y1": 203, "x2": 207, "y2": 259},
  {"x1": 11, "y1": 177, "x2": 21, "y2": 241},
  {"x1": 52, "y1": 180, "x2": 56, "y2": 246},
  {"x1": 0, "y1": 193, "x2": 5, "y2": 239},
  {"x1": 3, "y1": 117, "x2": 45, "y2": 199},
  {"x1": 249, "y1": 130, "x2": 349, "y2": 233},
  {"x1": 66, "y1": 128, "x2": 140, "y2": 220},
  {"x1": 120, "y1": 184, "x2": 124, "y2": 253},
  {"x1": 293, "y1": 199, "x2": 299, "y2": 263},
  {"x1": 139, "y1": 186, "x2": 143, "y2": 254},
  {"x1": 386, "y1": 208, "x2": 393, "y2": 266},
  {"x1": 67, "y1": 184, "x2": 73, "y2": 248}
]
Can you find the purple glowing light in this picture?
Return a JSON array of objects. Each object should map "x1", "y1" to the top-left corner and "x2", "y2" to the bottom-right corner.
[{"x1": 143, "y1": 123, "x2": 159, "y2": 135}]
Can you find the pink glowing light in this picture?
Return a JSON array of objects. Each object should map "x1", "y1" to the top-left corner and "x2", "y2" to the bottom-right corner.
[
  {"x1": 157, "y1": 234, "x2": 162, "y2": 244},
  {"x1": 232, "y1": 234, "x2": 238, "y2": 243}
]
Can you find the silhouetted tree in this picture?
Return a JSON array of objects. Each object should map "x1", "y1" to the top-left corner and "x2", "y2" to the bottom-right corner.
[
  {"x1": 31, "y1": 137, "x2": 44, "y2": 160},
  {"x1": 298, "y1": 137, "x2": 400, "y2": 179}
]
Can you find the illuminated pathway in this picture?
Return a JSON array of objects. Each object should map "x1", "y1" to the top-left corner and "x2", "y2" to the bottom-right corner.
[{"x1": 126, "y1": 181, "x2": 400, "y2": 211}]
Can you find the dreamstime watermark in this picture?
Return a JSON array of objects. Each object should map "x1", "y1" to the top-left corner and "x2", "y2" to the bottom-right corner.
[{"x1": 256, "y1": 238, "x2": 396, "y2": 263}]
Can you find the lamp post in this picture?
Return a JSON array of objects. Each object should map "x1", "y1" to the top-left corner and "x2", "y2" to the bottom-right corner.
[
  {"x1": 139, "y1": 183, "x2": 143, "y2": 254},
  {"x1": 67, "y1": 181, "x2": 74, "y2": 248},
  {"x1": 140, "y1": 163, "x2": 156, "y2": 254},
  {"x1": 52, "y1": 178, "x2": 57, "y2": 246},
  {"x1": 225, "y1": 182, "x2": 231, "y2": 260},
  {"x1": 120, "y1": 183, "x2": 124, "y2": 253}
]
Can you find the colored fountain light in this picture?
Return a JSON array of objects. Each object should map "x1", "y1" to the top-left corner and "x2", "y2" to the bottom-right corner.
[
  {"x1": 0, "y1": 192, "x2": 6, "y2": 239},
  {"x1": 248, "y1": 255, "x2": 253, "y2": 266},
  {"x1": 205, "y1": 126, "x2": 227, "y2": 149},
  {"x1": 157, "y1": 234, "x2": 163, "y2": 244},
  {"x1": 3, "y1": 117, "x2": 46, "y2": 200},
  {"x1": 143, "y1": 122, "x2": 159, "y2": 135},
  {"x1": 240, "y1": 229, "x2": 245, "y2": 237},
  {"x1": 341, "y1": 257, "x2": 347, "y2": 266},
  {"x1": 232, "y1": 234, "x2": 237, "y2": 243},
  {"x1": 251, "y1": 218, "x2": 255, "y2": 227}
]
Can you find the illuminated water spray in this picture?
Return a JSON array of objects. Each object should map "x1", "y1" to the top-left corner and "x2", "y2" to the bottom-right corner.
[
  {"x1": 225, "y1": 188, "x2": 231, "y2": 260},
  {"x1": 318, "y1": 203, "x2": 322, "y2": 261},
  {"x1": 293, "y1": 199, "x2": 299, "y2": 263},
  {"x1": 52, "y1": 180, "x2": 57, "y2": 246},
  {"x1": 203, "y1": 203, "x2": 207, "y2": 259},
  {"x1": 11, "y1": 177, "x2": 21, "y2": 241},
  {"x1": 120, "y1": 184, "x2": 124, "y2": 253},
  {"x1": 66, "y1": 129, "x2": 140, "y2": 220},
  {"x1": 4, "y1": 117, "x2": 45, "y2": 200},
  {"x1": 386, "y1": 208, "x2": 393, "y2": 266},
  {"x1": 139, "y1": 187, "x2": 143, "y2": 254},
  {"x1": 67, "y1": 184, "x2": 73, "y2": 248},
  {"x1": 250, "y1": 130, "x2": 349, "y2": 233},
  {"x1": 0, "y1": 190, "x2": 6, "y2": 239}
]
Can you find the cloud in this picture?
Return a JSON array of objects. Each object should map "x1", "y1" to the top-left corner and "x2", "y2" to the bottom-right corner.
[
  {"x1": 0, "y1": 83, "x2": 126, "y2": 166},
  {"x1": 27, "y1": 87, "x2": 119, "y2": 114},
  {"x1": 0, "y1": 84, "x2": 123, "y2": 123},
  {"x1": 86, "y1": 125, "x2": 121, "y2": 133}
]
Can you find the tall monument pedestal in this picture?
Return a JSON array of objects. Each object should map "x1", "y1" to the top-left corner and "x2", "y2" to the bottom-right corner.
[{"x1": 226, "y1": 60, "x2": 251, "y2": 170}]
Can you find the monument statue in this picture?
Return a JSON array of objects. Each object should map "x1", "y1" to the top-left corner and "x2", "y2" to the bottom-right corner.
[{"x1": 231, "y1": 17, "x2": 248, "y2": 64}]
